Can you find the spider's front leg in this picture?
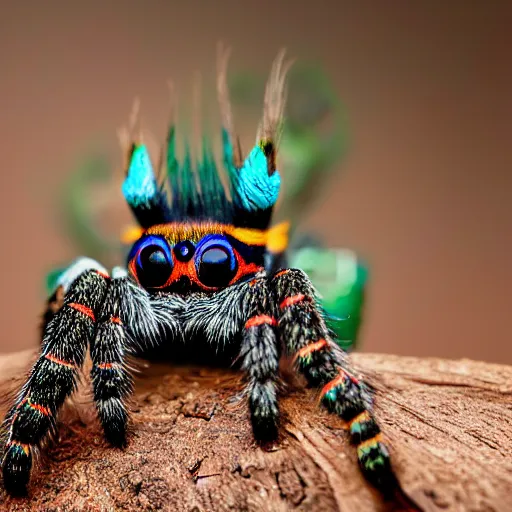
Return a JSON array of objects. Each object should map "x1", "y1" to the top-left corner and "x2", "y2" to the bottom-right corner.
[
  {"x1": 240, "y1": 274, "x2": 281, "y2": 442},
  {"x1": 271, "y1": 268, "x2": 395, "y2": 493},
  {"x1": 89, "y1": 268, "x2": 135, "y2": 447},
  {"x1": 1, "y1": 267, "x2": 110, "y2": 495}
]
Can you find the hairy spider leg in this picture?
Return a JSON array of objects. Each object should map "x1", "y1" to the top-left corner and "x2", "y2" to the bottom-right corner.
[
  {"x1": 90, "y1": 275, "x2": 133, "y2": 448},
  {"x1": 271, "y1": 268, "x2": 395, "y2": 493},
  {"x1": 1, "y1": 269, "x2": 110, "y2": 495},
  {"x1": 241, "y1": 275, "x2": 281, "y2": 442}
]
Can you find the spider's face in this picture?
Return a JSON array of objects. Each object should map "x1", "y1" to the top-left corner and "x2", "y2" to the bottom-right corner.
[{"x1": 127, "y1": 222, "x2": 266, "y2": 294}]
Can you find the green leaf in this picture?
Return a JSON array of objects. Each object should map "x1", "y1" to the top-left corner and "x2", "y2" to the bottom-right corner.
[{"x1": 289, "y1": 247, "x2": 369, "y2": 350}]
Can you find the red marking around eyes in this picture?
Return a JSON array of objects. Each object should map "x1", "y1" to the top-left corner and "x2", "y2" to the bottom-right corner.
[
  {"x1": 296, "y1": 339, "x2": 328, "y2": 360},
  {"x1": 69, "y1": 303, "x2": 95, "y2": 321},
  {"x1": 45, "y1": 353, "x2": 75, "y2": 369},
  {"x1": 245, "y1": 315, "x2": 278, "y2": 329},
  {"x1": 128, "y1": 258, "x2": 139, "y2": 283},
  {"x1": 280, "y1": 294, "x2": 307, "y2": 309},
  {"x1": 95, "y1": 270, "x2": 110, "y2": 279},
  {"x1": 129, "y1": 241, "x2": 263, "y2": 292},
  {"x1": 111, "y1": 316, "x2": 122, "y2": 324}
]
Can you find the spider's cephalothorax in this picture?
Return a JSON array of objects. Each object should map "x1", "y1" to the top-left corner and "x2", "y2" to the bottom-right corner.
[{"x1": 1, "y1": 47, "x2": 398, "y2": 499}]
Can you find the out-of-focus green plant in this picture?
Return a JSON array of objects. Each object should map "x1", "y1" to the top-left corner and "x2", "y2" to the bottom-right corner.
[
  {"x1": 289, "y1": 247, "x2": 368, "y2": 351},
  {"x1": 60, "y1": 152, "x2": 122, "y2": 266}
]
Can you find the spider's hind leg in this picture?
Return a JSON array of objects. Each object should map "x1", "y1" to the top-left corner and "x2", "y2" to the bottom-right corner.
[{"x1": 271, "y1": 268, "x2": 395, "y2": 493}]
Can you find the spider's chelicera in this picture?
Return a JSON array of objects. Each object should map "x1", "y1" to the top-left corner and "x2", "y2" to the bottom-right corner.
[{"x1": 1, "y1": 47, "x2": 397, "y2": 498}]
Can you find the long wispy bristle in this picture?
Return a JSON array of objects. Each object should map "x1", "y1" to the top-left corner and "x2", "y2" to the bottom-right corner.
[
  {"x1": 166, "y1": 80, "x2": 180, "y2": 204},
  {"x1": 258, "y1": 49, "x2": 294, "y2": 147},
  {"x1": 217, "y1": 42, "x2": 243, "y2": 168},
  {"x1": 117, "y1": 97, "x2": 141, "y2": 173},
  {"x1": 192, "y1": 70, "x2": 202, "y2": 166}
]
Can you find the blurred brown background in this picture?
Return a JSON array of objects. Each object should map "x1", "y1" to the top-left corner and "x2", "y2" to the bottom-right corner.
[{"x1": 0, "y1": 1, "x2": 511, "y2": 364}]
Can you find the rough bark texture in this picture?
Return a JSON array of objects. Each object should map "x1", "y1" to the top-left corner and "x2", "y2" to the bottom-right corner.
[{"x1": 0, "y1": 350, "x2": 510, "y2": 512}]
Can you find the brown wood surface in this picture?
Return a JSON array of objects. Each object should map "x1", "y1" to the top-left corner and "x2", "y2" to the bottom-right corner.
[{"x1": 0, "y1": 350, "x2": 510, "y2": 511}]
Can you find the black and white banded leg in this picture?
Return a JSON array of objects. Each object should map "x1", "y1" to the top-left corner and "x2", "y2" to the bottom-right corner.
[
  {"x1": 1, "y1": 267, "x2": 109, "y2": 495},
  {"x1": 90, "y1": 269, "x2": 134, "y2": 448},
  {"x1": 271, "y1": 268, "x2": 395, "y2": 492},
  {"x1": 241, "y1": 276, "x2": 281, "y2": 442}
]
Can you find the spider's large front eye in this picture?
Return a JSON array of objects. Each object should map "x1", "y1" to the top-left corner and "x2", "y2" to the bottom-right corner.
[
  {"x1": 196, "y1": 237, "x2": 238, "y2": 288},
  {"x1": 131, "y1": 237, "x2": 173, "y2": 288}
]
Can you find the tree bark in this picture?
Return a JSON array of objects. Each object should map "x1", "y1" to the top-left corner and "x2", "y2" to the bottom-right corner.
[{"x1": 0, "y1": 350, "x2": 510, "y2": 512}]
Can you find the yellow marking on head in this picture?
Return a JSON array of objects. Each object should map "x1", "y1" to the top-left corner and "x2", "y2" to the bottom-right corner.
[
  {"x1": 227, "y1": 226, "x2": 268, "y2": 246},
  {"x1": 120, "y1": 220, "x2": 289, "y2": 250},
  {"x1": 121, "y1": 225, "x2": 144, "y2": 244},
  {"x1": 266, "y1": 221, "x2": 290, "y2": 253}
]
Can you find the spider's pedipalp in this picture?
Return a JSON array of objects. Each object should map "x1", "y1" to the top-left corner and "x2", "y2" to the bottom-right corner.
[
  {"x1": 271, "y1": 268, "x2": 396, "y2": 493},
  {"x1": 182, "y1": 279, "x2": 252, "y2": 347},
  {"x1": 241, "y1": 275, "x2": 281, "y2": 442},
  {"x1": 118, "y1": 277, "x2": 183, "y2": 352},
  {"x1": 1, "y1": 269, "x2": 109, "y2": 495}
]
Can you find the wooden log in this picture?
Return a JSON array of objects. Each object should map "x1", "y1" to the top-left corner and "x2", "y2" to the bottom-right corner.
[{"x1": 0, "y1": 350, "x2": 510, "y2": 511}]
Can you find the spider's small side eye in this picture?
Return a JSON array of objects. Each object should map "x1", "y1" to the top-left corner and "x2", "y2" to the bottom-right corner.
[
  {"x1": 195, "y1": 236, "x2": 238, "y2": 288},
  {"x1": 131, "y1": 236, "x2": 173, "y2": 288}
]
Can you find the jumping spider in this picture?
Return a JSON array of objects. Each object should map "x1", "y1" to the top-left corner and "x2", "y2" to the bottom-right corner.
[{"x1": 1, "y1": 47, "x2": 395, "y2": 498}]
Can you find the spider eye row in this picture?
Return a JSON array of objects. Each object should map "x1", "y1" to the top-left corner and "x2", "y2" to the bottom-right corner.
[{"x1": 130, "y1": 235, "x2": 238, "y2": 289}]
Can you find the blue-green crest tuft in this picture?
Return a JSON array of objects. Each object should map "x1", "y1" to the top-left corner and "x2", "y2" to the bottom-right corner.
[{"x1": 121, "y1": 45, "x2": 292, "y2": 230}]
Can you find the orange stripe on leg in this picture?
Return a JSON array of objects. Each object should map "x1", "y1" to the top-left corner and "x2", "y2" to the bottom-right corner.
[
  {"x1": 68, "y1": 303, "x2": 95, "y2": 321},
  {"x1": 321, "y1": 370, "x2": 360, "y2": 400},
  {"x1": 358, "y1": 433, "x2": 383, "y2": 451},
  {"x1": 348, "y1": 410, "x2": 371, "y2": 429},
  {"x1": 26, "y1": 399, "x2": 51, "y2": 417},
  {"x1": 280, "y1": 294, "x2": 307, "y2": 309},
  {"x1": 245, "y1": 315, "x2": 278, "y2": 329},
  {"x1": 95, "y1": 270, "x2": 110, "y2": 279},
  {"x1": 45, "y1": 353, "x2": 75, "y2": 369},
  {"x1": 8, "y1": 441, "x2": 30, "y2": 456},
  {"x1": 321, "y1": 372, "x2": 348, "y2": 397},
  {"x1": 111, "y1": 316, "x2": 122, "y2": 324},
  {"x1": 295, "y1": 339, "x2": 328, "y2": 360},
  {"x1": 96, "y1": 362, "x2": 120, "y2": 370}
]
